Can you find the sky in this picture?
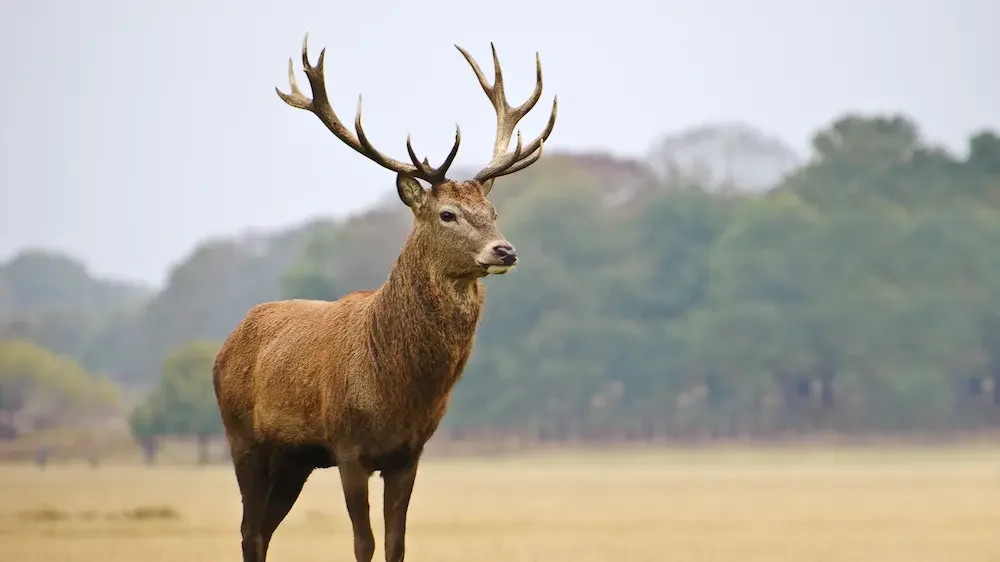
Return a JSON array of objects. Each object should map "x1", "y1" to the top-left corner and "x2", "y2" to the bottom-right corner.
[{"x1": 1, "y1": 0, "x2": 998, "y2": 287}]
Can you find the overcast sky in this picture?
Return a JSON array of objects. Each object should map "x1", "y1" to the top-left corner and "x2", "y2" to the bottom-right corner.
[{"x1": 1, "y1": 0, "x2": 998, "y2": 287}]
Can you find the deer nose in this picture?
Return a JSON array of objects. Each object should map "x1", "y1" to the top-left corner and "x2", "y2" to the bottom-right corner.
[{"x1": 492, "y1": 243, "x2": 517, "y2": 266}]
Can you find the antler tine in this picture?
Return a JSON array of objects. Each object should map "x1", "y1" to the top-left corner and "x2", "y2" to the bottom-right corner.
[
  {"x1": 437, "y1": 125, "x2": 463, "y2": 178},
  {"x1": 494, "y1": 138, "x2": 546, "y2": 179},
  {"x1": 278, "y1": 34, "x2": 461, "y2": 184},
  {"x1": 456, "y1": 44, "x2": 558, "y2": 194},
  {"x1": 405, "y1": 124, "x2": 462, "y2": 184},
  {"x1": 456, "y1": 44, "x2": 496, "y2": 108},
  {"x1": 511, "y1": 51, "x2": 544, "y2": 120}
]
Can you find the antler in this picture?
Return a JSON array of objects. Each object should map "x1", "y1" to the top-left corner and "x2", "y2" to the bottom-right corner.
[
  {"x1": 455, "y1": 43, "x2": 558, "y2": 194},
  {"x1": 276, "y1": 33, "x2": 461, "y2": 185}
]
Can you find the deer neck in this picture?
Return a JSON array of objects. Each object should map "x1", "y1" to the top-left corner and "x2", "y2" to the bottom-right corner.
[{"x1": 368, "y1": 235, "x2": 485, "y2": 384}]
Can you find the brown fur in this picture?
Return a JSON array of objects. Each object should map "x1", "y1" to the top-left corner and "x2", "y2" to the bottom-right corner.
[
  {"x1": 214, "y1": 181, "x2": 510, "y2": 562},
  {"x1": 221, "y1": 37, "x2": 556, "y2": 562},
  {"x1": 216, "y1": 185, "x2": 493, "y2": 466}
]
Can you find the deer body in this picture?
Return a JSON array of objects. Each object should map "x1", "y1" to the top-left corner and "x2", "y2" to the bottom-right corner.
[
  {"x1": 214, "y1": 35, "x2": 557, "y2": 562},
  {"x1": 216, "y1": 236, "x2": 483, "y2": 468}
]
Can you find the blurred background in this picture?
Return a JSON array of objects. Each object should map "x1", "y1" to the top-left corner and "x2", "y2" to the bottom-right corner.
[{"x1": 2, "y1": 1, "x2": 1000, "y2": 559}]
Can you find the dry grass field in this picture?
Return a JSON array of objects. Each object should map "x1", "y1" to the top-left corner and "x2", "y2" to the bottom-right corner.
[{"x1": 1, "y1": 446, "x2": 999, "y2": 561}]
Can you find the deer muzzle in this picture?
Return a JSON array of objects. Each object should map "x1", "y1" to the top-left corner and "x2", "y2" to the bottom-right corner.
[{"x1": 476, "y1": 241, "x2": 518, "y2": 274}]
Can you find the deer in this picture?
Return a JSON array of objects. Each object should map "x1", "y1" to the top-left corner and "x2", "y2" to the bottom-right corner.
[{"x1": 212, "y1": 34, "x2": 557, "y2": 562}]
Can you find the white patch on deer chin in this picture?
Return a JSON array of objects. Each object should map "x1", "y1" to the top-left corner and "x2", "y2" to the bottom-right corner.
[{"x1": 487, "y1": 265, "x2": 514, "y2": 275}]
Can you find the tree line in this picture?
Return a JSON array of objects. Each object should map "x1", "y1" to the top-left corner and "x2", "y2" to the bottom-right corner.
[
  {"x1": 3, "y1": 113, "x2": 1000, "y2": 447},
  {"x1": 282, "y1": 114, "x2": 1000, "y2": 439}
]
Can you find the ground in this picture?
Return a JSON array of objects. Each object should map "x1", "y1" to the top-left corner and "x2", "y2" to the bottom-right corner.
[{"x1": 1, "y1": 446, "x2": 998, "y2": 561}]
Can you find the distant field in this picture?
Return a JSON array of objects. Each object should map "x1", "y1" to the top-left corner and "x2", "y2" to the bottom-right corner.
[{"x1": 2, "y1": 446, "x2": 998, "y2": 561}]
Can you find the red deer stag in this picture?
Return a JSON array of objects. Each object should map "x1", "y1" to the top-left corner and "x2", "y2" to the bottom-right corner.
[{"x1": 213, "y1": 34, "x2": 557, "y2": 562}]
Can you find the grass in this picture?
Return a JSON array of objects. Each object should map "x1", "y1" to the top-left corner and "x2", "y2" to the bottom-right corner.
[{"x1": 1, "y1": 446, "x2": 998, "y2": 561}]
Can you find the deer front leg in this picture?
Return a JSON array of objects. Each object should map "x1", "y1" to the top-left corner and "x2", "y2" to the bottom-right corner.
[
  {"x1": 382, "y1": 461, "x2": 419, "y2": 562},
  {"x1": 338, "y1": 461, "x2": 376, "y2": 562}
]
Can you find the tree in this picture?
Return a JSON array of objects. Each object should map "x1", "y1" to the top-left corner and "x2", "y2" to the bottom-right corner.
[
  {"x1": 128, "y1": 340, "x2": 223, "y2": 464},
  {"x1": 128, "y1": 403, "x2": 162, "y2": 464},
  {"x1": 0, "y1": 339, "x2": 119, "y2": 438}
]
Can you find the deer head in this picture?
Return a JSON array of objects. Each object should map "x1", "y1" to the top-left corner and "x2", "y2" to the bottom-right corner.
[{"x1": 276, "y1": 35, "x2": 557, "y2": 279}]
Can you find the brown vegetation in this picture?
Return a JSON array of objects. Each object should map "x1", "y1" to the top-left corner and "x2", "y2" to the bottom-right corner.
[{"x1": 2, "y1": 448, "x2": 998, "y2": 561}]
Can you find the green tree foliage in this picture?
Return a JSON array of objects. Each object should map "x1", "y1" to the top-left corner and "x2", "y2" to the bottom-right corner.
[
  {"x1": 10, "y1": 113, "x2": 1000, "y2": 440},
  {"x1": 0, "y1": 251, "x2": 151, "y2": 372},
  {"x1": 0, "y1": 339, "x2": 119, "y2": 438},
  {"x1": 280, "y1": 209, "x2": 409, "y2": 302},
  {"x1": 102, "y1": 222, "x2": 333, "y2": 383},
  {"x1": 277, "y1": 115, "x2": 1000, "y2": 438},
  {"x1": 127, "y1": 403, "x2": 162, "y2": 464},
  {"x1": 1, "y1": 251, "x2": 130, "y2": 314},
  {"x1": 128, "y1": 340, "x2": 223, "y2": 463}
]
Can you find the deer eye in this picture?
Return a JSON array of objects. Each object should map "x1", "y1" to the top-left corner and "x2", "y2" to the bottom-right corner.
[{"x1": 439, "y1": 210, "x2": 456, "y2": 222}]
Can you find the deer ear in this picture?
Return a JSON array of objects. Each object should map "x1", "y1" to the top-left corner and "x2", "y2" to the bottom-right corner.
[{"x1": 396, "y1": 173, "x2": 427, "y2": 210}]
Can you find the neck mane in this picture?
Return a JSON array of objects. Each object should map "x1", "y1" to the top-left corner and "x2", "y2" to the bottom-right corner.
[{"x1": 367, "y1": 231, "x2": 485, "y2": 390}]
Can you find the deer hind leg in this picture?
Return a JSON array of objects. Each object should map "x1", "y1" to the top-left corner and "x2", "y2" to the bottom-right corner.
[
  {"x1": 260, "y1": 457, "x2": 313, "y2": 547},
  {"x1": 233, "y1": 445, "x2": 272, "y2": 562},
  {"x1": 338, "y1": 460, "x2": 376, "y2": 562}
]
